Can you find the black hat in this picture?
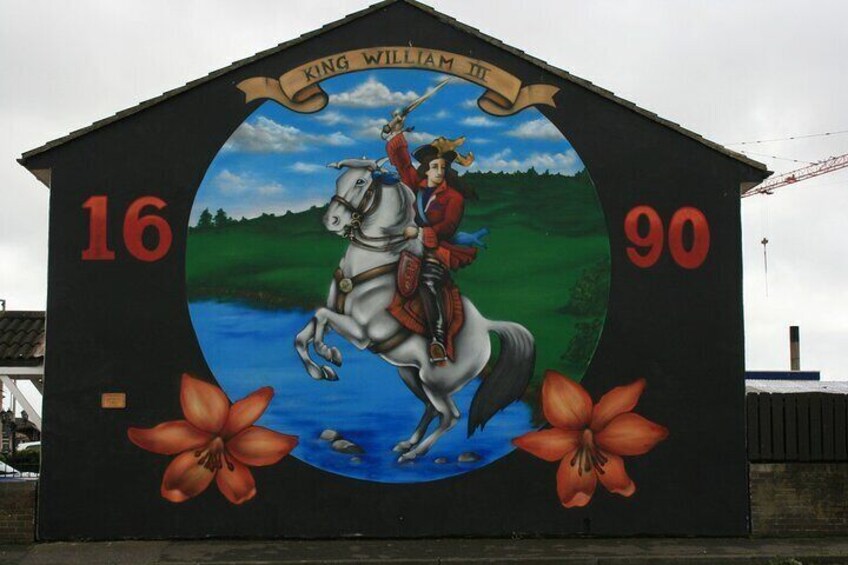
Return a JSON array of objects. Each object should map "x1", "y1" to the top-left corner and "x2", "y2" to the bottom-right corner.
[{"x1": 412, "y1": 144, "x2": 457, "y2": 166}]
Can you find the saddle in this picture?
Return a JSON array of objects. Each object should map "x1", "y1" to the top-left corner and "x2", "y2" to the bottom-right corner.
[{"x1": 387, "y1": 251, "x2": 465, "y2": 361}]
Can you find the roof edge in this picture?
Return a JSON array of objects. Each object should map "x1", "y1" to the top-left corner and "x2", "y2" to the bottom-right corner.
[
  {"x1": 0, "y1": 311, "x2": 46, "y2": 317},
  {"x1": 19, "y1": 0, "x2": 768, "y2": 174}
]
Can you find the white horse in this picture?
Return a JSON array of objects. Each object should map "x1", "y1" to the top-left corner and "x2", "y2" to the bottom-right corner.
[{"x1": 294, "y1": 157, "x2": 535, "y2": 462}]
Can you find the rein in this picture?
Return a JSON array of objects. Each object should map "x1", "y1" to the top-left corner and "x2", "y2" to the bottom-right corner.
[
  {"x1": 331, "y1": 177, "x2": 408, "y2": 252},
  {"x1": 331, "y1": 260, "x2": 412, "y2": 354}
]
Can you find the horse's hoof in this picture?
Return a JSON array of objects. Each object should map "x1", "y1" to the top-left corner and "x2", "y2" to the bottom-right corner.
[
  {"x1": 321, "y1": 366, "x2": 339, "y2": 381},
  {"x1": 329, "y1": 347, "x2": 343, "y2": 367},
  {"x1": 398, "y1": 451, "x2": 417, "y2": 463},
  {"x1": 392, "y1": 441, "x2": 412, "y2": 453}
]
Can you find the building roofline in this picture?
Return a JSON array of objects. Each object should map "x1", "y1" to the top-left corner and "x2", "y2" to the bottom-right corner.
[
  {"x1": 0, "y1": 311, "x2": 45, "y2": 317},
  {"x1": 18, "y1": 0, "x2": 769, "y2": 175}
]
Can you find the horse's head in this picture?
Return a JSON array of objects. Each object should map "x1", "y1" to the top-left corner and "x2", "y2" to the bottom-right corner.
[{"x1": 323, "y1": 157, "x2": 389, "y2": 236}]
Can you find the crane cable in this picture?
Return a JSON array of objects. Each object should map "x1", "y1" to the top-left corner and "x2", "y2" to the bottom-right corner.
[
  {"x1": 726, "y1": 128, "x2": 848, "y2": 146},
  {"x1": 737, "y1": 150, "x2": 816, "y2": 165}
]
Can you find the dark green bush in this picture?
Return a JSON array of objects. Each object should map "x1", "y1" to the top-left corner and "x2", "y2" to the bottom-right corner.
[
  {"x1": 561, "y1": 258, "x2": 610, "y2": 317},
  {"x1": 0, "y1": 448, "x2": 40, "y2": 473},
  {"x1": 563, "y1": 318, "x2": 603, "y2": 366}
]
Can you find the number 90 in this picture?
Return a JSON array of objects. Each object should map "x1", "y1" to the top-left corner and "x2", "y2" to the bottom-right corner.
[{"x1": 624, "y1": 205, "x2": 710, "y2": 269}]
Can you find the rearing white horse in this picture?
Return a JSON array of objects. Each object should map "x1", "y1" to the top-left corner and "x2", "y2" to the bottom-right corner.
[{"x1": 294, "y1": 157, "x2": 535, "y2": 462}]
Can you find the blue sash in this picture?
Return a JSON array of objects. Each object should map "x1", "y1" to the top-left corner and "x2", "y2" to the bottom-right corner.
[
  {"x1": 453, "y1": 228, "x2": 490, "y2": 248},
  {"x1": 416, "y1": 190, "x2": 429, "y2": 224}
]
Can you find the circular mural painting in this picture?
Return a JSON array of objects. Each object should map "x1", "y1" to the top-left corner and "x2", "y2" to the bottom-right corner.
[{"x1": 186, "y1": 69, "x2": 609, "y2": 483}]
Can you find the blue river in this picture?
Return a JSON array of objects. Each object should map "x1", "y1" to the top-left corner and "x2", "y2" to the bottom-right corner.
[{"x1": 188, "y1": 300, "x2": 534, "y2": 483}]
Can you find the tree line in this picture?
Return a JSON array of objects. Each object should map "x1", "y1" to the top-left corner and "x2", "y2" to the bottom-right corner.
[
  {"x1": 192, "y1": 207, "x2": 318, "y2": 230},
  {"x1": 194, "y1": 208, "x2": 242, "y2": 229}
]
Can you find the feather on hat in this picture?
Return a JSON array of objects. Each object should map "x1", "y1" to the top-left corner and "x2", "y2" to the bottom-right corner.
[{"x1": 412, "y1": 136, "x2": 475, "y2": 167}]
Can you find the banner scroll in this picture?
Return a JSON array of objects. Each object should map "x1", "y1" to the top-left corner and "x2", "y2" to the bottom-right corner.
[{"x1": 238, "y1": 47, "x2": 558, "y2": 117}]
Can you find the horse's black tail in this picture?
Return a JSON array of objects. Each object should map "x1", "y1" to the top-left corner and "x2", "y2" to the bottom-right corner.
[{"x1": 467, "y1": 320, "x2": 535, "y2": 437}]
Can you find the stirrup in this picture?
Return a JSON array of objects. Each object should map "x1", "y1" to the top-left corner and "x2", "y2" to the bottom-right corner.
[{"x1": 429, "y1": 340, "x2": 447, "y2": 364}]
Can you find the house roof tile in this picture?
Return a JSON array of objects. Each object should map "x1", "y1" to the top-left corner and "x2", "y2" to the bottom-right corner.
[{"x1": 0, "y1": 311, "x2": 45, "y2": 367}]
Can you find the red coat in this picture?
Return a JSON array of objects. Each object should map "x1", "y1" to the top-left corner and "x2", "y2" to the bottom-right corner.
[{"x1": 386, "y1": 134, "x2": 477, "y2": 269}]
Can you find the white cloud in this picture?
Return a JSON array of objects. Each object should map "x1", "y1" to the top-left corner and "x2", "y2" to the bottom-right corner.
[
  {"x1": 508, "y1": 118, "x2": 564, "y2": 140},
  {"x1": 315, "y1": 111, "x2": 353, "y2": 125},
  {"x1": 256, "y1": 182, "x2": 284, "y2": 196},
  {"x1": 473, "y1": 148, "x2": 584, "y2": 175},
  {"x1": 223, "y1": 116, "x2": 353, "y2": 153},
  {"x1": 461, "y1": 116, "x2": 500, "y2": 128},
  {"x1": 461, "y1": 98, "x2": 478, "y2": 109},
  {"x1": 213, "y1": 169, "x2": 249, "y2": 194},
  {"x1": 350, "y1": 117, "x2": 439, "y2": 146},
  {"x1": 212, "y1": 169, "x2": 284, "y2": 196},
  {"x1": 406, "y1": 131, "x2": 440, "y2": 145},
  {"x1": 289, "y1": 162, "x2": 325, "y2": 173},
  {"x1": 434, "y1": 110, "x2": 450, "y2": 119},
  {"x1": 354, "y1": 117, "x2": 391, "y2": 139},
  {"x1": 330, "y1": 77, "x2": 419, "y2": 108}
]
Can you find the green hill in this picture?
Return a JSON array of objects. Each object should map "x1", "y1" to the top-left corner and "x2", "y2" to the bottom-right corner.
[{"x1": 186, "y1": 169, "x2": 609, "y2": 391}]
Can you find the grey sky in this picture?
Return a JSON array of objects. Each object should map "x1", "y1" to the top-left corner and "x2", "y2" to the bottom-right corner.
[{"x1": 2, "y1": 0, "x2": 847, "y2": 385}]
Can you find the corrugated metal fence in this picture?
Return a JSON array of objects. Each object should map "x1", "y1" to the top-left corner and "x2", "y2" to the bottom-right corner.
[{"x1": 747, "y1": 393, "x2": 848, "y2": 462}]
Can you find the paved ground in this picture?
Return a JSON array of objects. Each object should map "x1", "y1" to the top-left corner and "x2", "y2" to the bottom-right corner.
[{"x1": 1, "y1": 538, "x2": 848, "y2": 564}]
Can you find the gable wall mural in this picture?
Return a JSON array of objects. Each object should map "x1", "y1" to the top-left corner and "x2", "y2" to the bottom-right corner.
[{"x1": 21, "y1": 2, "x2": 767, "y2": 540}]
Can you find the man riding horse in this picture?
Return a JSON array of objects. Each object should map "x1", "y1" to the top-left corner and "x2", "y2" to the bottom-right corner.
[{"x1": 384, "y1": 114, "x2": 478, "y2": 364}]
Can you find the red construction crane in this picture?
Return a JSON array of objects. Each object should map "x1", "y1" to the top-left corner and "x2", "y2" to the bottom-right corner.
[
  {"x1": 741, "y1": 150, "x2": 848, "y2": 293},
  {"x1": 741, "y1": 152, "x2": 848, "y2": 198}
]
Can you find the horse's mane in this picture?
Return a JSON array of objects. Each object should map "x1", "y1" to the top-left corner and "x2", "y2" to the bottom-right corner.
[{"x1": 374, "y1": 175, "x2": 415, "y2": 234}]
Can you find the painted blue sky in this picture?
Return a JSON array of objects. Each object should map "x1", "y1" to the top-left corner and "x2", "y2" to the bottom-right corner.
[{"x1": 192, "y1": 69, "x2": 585, "y2": 223}]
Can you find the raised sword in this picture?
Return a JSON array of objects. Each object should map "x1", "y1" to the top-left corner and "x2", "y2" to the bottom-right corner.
[{"x1": 381, "y1": 77, "x2": 452, "y2": 139}]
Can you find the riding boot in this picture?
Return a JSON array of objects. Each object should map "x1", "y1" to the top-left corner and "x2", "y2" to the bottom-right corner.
[{"x1": 419, "y1": 258, "x2": 448, "y2": 364}]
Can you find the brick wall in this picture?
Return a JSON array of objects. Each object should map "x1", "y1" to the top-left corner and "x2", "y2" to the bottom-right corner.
[
  {"x1": 1, "y1": 466, "x2": 844, "y2": 540},
  {"x1": 750, "y1": 463, "x2": 848, "y2": 535},
  {"x1": 0, "y1": 480, "x2": 36, "y2": 543}
]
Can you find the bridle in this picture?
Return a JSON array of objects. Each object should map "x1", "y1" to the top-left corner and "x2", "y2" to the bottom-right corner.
[
  {"x1": 330, "y1": 174, "x2": 407, "y2": 252},
  {"x1": 327, "y1": 168, "x2": 414, "y2": 354}
]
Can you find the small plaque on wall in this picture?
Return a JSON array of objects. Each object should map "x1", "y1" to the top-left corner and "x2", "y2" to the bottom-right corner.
[{"x1": 101, "y1": 393, "x2": 126, "y2": 409}]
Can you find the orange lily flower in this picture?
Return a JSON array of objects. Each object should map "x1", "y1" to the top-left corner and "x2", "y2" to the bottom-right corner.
[
  {"x1": 513, "y1": 370, "x2": 668, "y2": 508},
  {"x1": 128, "y1": 374, "x2": 298, "y2": 505}
]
